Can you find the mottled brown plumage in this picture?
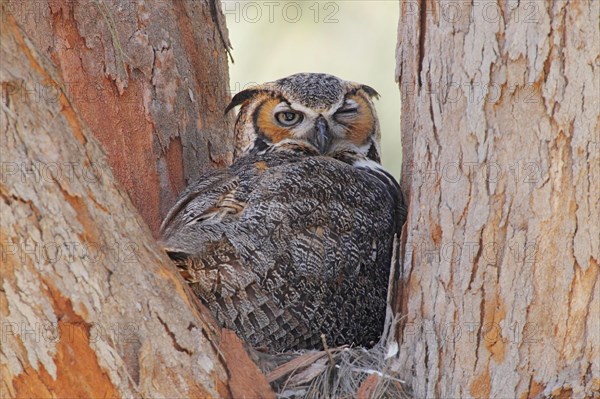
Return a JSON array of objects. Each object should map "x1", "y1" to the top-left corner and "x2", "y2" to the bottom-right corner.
[{"x1": 160, "y1": 73, "x2": 405, "y2": 352}]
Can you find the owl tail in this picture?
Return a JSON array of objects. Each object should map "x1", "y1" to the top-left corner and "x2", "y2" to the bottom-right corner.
[
  {"x1": 162, "y1": 248, "x2": 188, "y2": 262},
  {"x1": 160, "y1": 247, "x2": 200, "y2": 284},
  {"x1": 157, "y1": 240, "x2": 190, "y2": 268}
]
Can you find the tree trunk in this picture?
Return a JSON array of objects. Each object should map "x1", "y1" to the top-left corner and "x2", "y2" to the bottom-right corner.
[
  {"x1": 0, "y1": 10, "x2": 274, "y2": 399},
  {"x1": 3, "y1": 0, "x2": 235, "y2": 236},
  {"x1": 394, "y1": 1, "x2": 599, "y2": 398}
]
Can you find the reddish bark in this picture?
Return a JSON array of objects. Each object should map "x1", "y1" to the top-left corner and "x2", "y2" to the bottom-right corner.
[{"x1": 5, "y1": 0, "x2": 235, "y2": 235}]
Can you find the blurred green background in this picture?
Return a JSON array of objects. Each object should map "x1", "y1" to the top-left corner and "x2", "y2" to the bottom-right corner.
[{"x1": 222, "y1": 1, "x2": 402, "y2": 178}]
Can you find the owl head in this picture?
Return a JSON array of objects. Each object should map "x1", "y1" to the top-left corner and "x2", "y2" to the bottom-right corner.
[{"x1": 226, "y1": 73, "x2": 382, "y2": 162}]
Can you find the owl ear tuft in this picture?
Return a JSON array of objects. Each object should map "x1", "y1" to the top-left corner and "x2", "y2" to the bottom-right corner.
[
  {"x1": 361, "y1": 85, "x2": 380, "y2": 99},
  {"x1": 225, "y1": 89, "x2": 260, "y2": 114}
]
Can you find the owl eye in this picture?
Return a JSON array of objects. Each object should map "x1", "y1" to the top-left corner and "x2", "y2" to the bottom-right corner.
[
  {"x1": 336, "y1": 100, "x2": 359, "y2": 117},
  {"x1": 275, "y1": 111, "x2": 303, "y2": 127},
  {"x1": 336, "y1": 107, "x2": 358, "y2": 115}
]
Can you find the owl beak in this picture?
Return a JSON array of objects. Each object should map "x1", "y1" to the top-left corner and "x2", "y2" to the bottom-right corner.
[{"x1": 312, "y1": 116, "x2": 332, "y2": 154}]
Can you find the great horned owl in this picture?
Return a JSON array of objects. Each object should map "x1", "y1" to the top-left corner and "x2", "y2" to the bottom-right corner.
[{"x1": 160, "y1": 73, "x2": 405, "y2": 352}]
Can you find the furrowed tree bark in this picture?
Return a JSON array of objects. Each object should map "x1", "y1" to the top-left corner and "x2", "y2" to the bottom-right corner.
[
  {"x1": 0, "y1": 12, "x2": 274, "y2": 399},
  {"x1": 395, "y1": 1, "x2": 599, "y2": 398},
  {"x1": 3, "y1": 0, "x2": 234, "y2": 236}
]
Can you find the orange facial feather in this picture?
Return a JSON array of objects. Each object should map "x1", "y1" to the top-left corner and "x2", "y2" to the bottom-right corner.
[
  {"x1": 255, "y1": 98, "x2": 293, "y2": 143},
  {"x1": 344, "y1": 94, "x2": 375, "y2": 146}
]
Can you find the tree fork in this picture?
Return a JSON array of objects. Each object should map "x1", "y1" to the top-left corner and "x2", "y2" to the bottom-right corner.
[{"x1": 0, "y1": 11, "x2": 274, "y2": 399}]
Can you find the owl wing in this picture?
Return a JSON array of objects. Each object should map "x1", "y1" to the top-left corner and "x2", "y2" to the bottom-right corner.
[
  {"x1": 159, "y1": 167, "x2": 243, "y2": 255},
  {"x1": 160, "y1": 155, "x2": 316, "y2": 348},
  {"x1": 160, "y1": 153, "x2": 399, "y2": 350}
]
